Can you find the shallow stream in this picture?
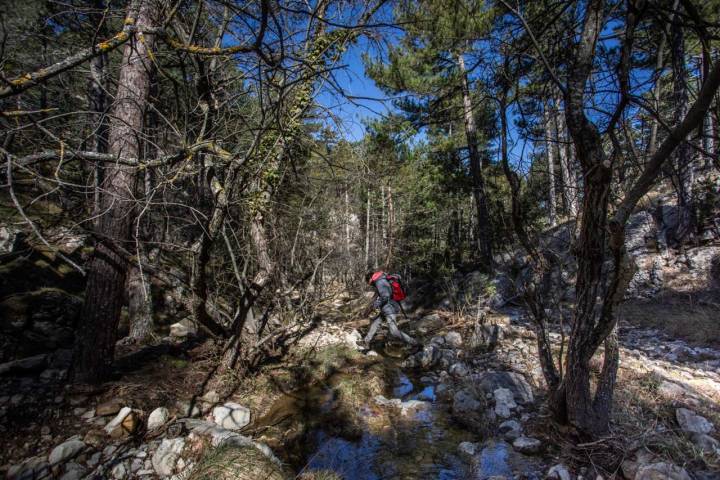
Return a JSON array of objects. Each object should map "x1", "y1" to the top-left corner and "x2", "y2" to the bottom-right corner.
[{"x1": 253, "y1": 352, "x2": 543, "y2": 480}]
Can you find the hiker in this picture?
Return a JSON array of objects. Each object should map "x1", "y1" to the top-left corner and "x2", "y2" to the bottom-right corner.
[{"x1": 359, "y1": 270, "x2": 418, "y2": 349}]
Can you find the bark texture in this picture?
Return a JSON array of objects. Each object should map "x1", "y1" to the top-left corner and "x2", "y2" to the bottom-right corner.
[{"x1": 73, "y1": 0, "x2": 158, "y2": 384}]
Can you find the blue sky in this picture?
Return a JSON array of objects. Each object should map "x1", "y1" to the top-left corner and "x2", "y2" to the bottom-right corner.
[{"x1": 316, "y1": 36, "x2": 393, "y2": 141}]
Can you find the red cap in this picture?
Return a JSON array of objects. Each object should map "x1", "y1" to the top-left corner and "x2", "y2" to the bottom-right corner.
[{"x1": 369, "y1": 271, "x2": 384, "y2": 284}]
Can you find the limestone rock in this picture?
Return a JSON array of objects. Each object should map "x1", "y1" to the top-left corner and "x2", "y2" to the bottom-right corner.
[
  {"x1": 170, "y1": 319, "x2": 197, "y2": 338},
  {"x1": 152, "y1": 437, "x2": 186, "y2": 477},
  {"x1": 49, "y1": 439, "x2": 86, "y2": 465},
  {"x1": 476, "y1": 371, "x2": 534, "y2": 404},
  {"x1": 512, "y1": 436, "x2": 542, "y2": 455},
  {"x1": 676, "y1": 408, "x2": 713, "y2": 435},
  {"x1": 104, "y1": 407, "x2": 139, "y2": 438},
  {"x1": 493, "y1": 388, "x2": 517, "y2": 418},
  {"x1": 147, "y1": 407, "x2": 170, "y2": 430},
  {"x1": 212, "y1": 402, "x2": 251, "y2": 430},
  {"x1": 444, "y1": 331, "x2": 463, "y2": 348}
]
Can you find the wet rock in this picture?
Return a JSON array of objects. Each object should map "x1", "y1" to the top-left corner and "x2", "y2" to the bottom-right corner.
[
  {"x1": 675, "y1": 408, "x2": 713, "y2": 435},
  {"x1": 169, "y1": 319, "x2": 197, "y2": 338},
  {"x1": 152, "y1": 437, "x2": 186, "y2": 477},
  {"x1": 49, "y1": 439, "x2": 85, "y2": 466},
  {"x1": 96, "y1": 399, "x2": 124, "y2": 417},
  {"x1": 445, "y1": 331, "x2": 463, "y2": 348},
  {"x1": 493, "y1": 388, "x2": 517, "y2": 419},
  {"x1": 498, "y1": 419, "x2": 522, "y2": 441},
  {"x1": 635, "y1": 462, "x2": 691, "y2": 480},
  {"x1": 547, "y1": 464, "x2": 572, "y2": 480},
  {"x1": 7, "y1": 456, "x2": 50, "y2": 480},
  {"x1": 212, "y1": 402, "x2": 251, "y2": 430},
  {"x1": 147, "y1": 407, "x2": 170, "y2": 430},
  {"x1": 512, "y1": 436, "x2": 542, "y2": 455}
]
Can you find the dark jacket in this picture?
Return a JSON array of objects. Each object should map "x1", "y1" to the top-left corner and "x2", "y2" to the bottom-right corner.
[{"x1": 372, "y1": 275, "x2": 399, "y2": 316}]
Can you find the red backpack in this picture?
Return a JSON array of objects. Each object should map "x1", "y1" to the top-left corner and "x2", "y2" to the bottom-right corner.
[{"x1": 369, "y1": 271, "x2": 407, "y2": 302}]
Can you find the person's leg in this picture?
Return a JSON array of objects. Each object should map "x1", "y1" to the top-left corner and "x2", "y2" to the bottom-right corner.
[
  {"x1": 364, "y1": 315, "x2": 383, "y2": 344},
  {"x1": 385, "y1": 314, "x2": 418, "y2": 345}
]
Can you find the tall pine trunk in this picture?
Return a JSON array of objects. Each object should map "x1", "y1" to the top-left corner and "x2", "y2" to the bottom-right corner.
[
  {"x1": 457, "y1": 53, "x2": 493, "y2": 271},
  {"x1": 544, "y1": 102, "x2": 558, "y2": 226},
  {"x1": 73, "y1": 0, "x2": 158, "y2": 383}
]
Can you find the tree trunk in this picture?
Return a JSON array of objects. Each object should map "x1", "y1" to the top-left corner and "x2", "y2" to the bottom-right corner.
[
  {"x1": 127, "y1": 260, "x2": 154, "y2": 342},
  {"x1": 365, "y1": 186, "x2": 371, "y2": 268},
  {"x1": 384, "y1": 185, "x2": 394, "y2": 269},
  {"x1": 544, "y1": 102, "x2": 558, "y2": 226},
  {"x1": 457, "y1": 53, "x2": 493, "y2": 271},
  {"x1": 73, "y1": 0, "x2": 158, "y2": 384},
  {"x1": 553, "y1": 97, "x2": 578, "y2": 217},
  {"x1": 670, "y1": 4, "x2": 694, "y2": 241}
]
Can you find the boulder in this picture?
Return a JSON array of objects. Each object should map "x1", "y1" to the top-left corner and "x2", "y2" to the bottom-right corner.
[
  {"x1": 452, "y1": 388, "x2": 485, "y2": 431},
  {"x1": 493, "y1": 388, "x2": 517, "y2": 418},
  {"x1": 170, "y1": 319, "x2": 197, "y2": 338},
  {"x1": 411, "y1": 313, "x2": 444, "y2": 335},
  {"x1": 476, "y1": 371, "x2": 534, "y2": 404},
  {"x1": 49, "y1": 439, "x2": 86, "y2": 465},
  {"x1": 512, "y1": 436, "x2": 542, "y2": 455},
  {"x1": 152, "y1": 437, "x2": 186, "y2": 477},
  {"x1": 547, "y1": 464, "x2": 572, "y2": 480},
  {"x1": 147, "y1": 407, "x2": 170, "y2": 430},
  {"x1": 676, "y1": 408, "x2": 713, "y2": 435},
  {"x1": 635, "y1": 462, "x2": 691, "y2": 480},
  {"x1": 212, "y1": 402, "x2": 251, "y2": 430}
]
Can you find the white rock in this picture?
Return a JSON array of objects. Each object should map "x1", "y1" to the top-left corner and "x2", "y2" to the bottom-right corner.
[
  {"x1": 445, "y1": 331, "x2": 463, "y2": 348},
  {"x1": 152, "y1": 437, "x2": 185, "y2": 477},
  {"x1": 547, "y1": 464, "x2": 572, "y2": 480},
  {"x1": 104, "y1": 407, "x2": 132, "y2": 435},
  {"x1": 676, "y1": 408, "x2": 713, "y2": 435},
  {"x1": 169, "y1": 319, "x2": 197, "y2": 338},
  {"x1": 111, "y1": 462, "x2": 127, "y2": 479},
  {"x1": 147, "y1": 407, "x2": 170, "y2": 430},
  {"x1": 493, "y1": 388, "x2": 517, "y2": 418},
  {"x1": 458, "y1": 441, "x2": 478, "y2": 457},
  {"x1": 512, "y1": 436, "x2": 542, "y2": 454},
  {"x1": 49, "y1": 439, "x2": 86, "y2": 466},
  {"x1": 212, "y1": 402, "x2": 251, "y2": 430}
]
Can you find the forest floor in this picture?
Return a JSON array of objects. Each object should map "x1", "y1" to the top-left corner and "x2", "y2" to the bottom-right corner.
[{"x1": 2, "y1": 288, "x2": 720, "y2": 479}]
